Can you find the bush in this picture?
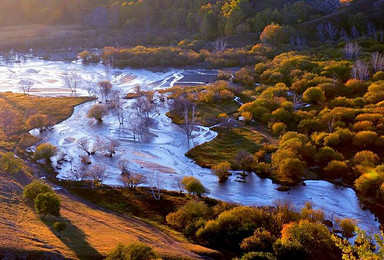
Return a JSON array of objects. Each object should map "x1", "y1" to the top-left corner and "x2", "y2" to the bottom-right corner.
[
  {"x1": 303, "y1": 87, "x2": 326, "y2": 104},
  {"x1": 166, "y1": 201, "x2": 209, "y2": 230},
  {"x1": 353, "y1": 131, "x2": 378, "y2": 148},
  {"x1": 34, "y1": 143, "x2": 57, "y2": 162},
  {"x1": 272, "y1": 122, "x2": 287, "y2": 136},
  {"x1": 0, "y1": 152, "x2": 23, "y2": 174},
  {"x1": 212, "y1": 161, "x2": 231, "y2": 182},
  {"x1": 26, "y1": 114, "x2": 50, "y2": 131},
  {"x1": 23, "y1": 181, "x2": 53, "y2": 201},
  {"x1": 34, "y1": 192, "x2": 61, "y2": 218},
  {"x1": 324, "y1": 161, "x2": 349, "y2": 178},
  {"x1": 238, "y1": 252, "x2": 277, "y2": 260},
  {"x1": 353, "y1": 150, "x2": 379, "y2": 165},
  {"x1": 87, "y1": 104, "x2": 108, "y2": 122},
  {"x1": 181, "y1": 176, "x2": 207, "y2": 197},
  {"x1": 278, "y1": 158, "x2": 306, "y2": 181},
  {"x1": 53, "y1": 221, "x2": 66, "y2": 238},
  {"x1": 240, "y1": 228, "x2": 274, "y2": 252},
  {"x1": 339, "y1": 218, "x2": 356, "y2": 238},
  {"x1": 106, "y1": 242, "x2": 156, "y2": 260}
]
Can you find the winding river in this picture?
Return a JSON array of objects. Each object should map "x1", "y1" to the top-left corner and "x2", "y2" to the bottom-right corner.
[{"x1": 0, "y1": 57, "x2": 380, "y2": 234}]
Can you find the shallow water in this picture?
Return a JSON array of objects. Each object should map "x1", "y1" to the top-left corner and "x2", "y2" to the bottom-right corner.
[{"x1": 0, "y1": 57, "x2": 380, "y2": 233}]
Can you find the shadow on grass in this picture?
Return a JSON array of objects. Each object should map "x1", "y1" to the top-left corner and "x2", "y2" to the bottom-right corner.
[{"x1": 42, "y1": 216, "x2": 102, "y2": 259}]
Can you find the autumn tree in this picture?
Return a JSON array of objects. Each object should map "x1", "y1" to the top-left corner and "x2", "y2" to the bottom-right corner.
[
  {"x1": 212, "y1": 161, "x2": 231, "y2": 182},
  {"x1": 181, "y1": 176, "x2": 207, "y2": 197},
  {"x1": 34, "y1": 192, "x2": 61, "y2": 218},
  {"x1": 87, "y1": 104, "x2": 108, "y2": 122},
  {"x1": 34, "y1": 143, "x2": 58, "y2": 162}
]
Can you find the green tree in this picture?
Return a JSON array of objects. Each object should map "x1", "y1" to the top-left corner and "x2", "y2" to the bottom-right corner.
[
  {"x1": 34, "y1": 192, "x2": 61, "y2": 218},
  {"x1": 34, "y1": 143, "x2": 57, "y2": 162},
  {"x1": 200, "y1": 11, "x2": 217, "y2": 40},
  {"x1": 181, "y1": 176, "x2": 207, "y2": 197},
  {"x1": 23, "y1": 181, "x2": 53, "y2": 201},
  {"x1": 278, "y1": 158, "x2": 306, "y2": 181}
]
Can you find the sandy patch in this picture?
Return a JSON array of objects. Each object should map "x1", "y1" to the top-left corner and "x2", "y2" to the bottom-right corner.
[{"x1": 134, "y1": 159, "x2": 176, "y2": 174}]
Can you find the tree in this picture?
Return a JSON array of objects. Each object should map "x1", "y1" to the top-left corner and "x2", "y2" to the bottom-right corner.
[
  {"x1": 339, "y1": 218, "x2": 356, "y2": 238},
  {"x1": 240, "y1": 228, "x2": 274, "y2": 252},
  {"x1": 34, "y1": 192, "x2": 61, "y2": 218},
  {"x1": 303, "y1": 87, "x2": 325, "y2": 104},
  {"x1": 88, "y1": 164, "x2": 107, "y2": 189},
  {"x1": 23, "y1": 181, "x2": 53, "y2": 201},
  {"x1": 324, "y1": 160, "x2": 348, "y2": 178},
  {"x1": 364, "y1": 81, "x2": 384, "y2": 103},
  {"x1": 166, "y1": 200, "x2": 209, "y2": 230},
  {"x1": 353, "y1": 150, "x2": 379, "y2": 165},
  {"x1": 260, "y1": 23, "x2": 283, "y2": 45},
  {"x1": 34, "y1": 143, "x2": 58, "y2": 162},
  {"x1": 278, "y1": 158, "x2": 306, "y2": 181},
  {"x1": 235, "y1": 150, "x2": 255, "y2": 175},
  {"x1": 120, "y1": 172, "x2": 146, "y2": 189},
  {"x1": 353, "y1": 131, "x2": 378, "y2": 148},
  {"x1": 0, "y1": 152, "x2": 23, "y2": 174},
  {"x1": 62, "y1": 70, "x2": 82, "y2": 94},
  {"x1": 343, "y1": 42, "x2": 361, "y2": 60},
  {"x1": 200, "y1": 11, "x2": 217, "y2": 40},
  {"x1": 26, "y1": 114, "x2": 50, "y2": 132},
  {"x1": 181, "y1": 176, "x2": 207, "y2": 197},
  {"x1": 77, "y1": 137, "x2": 96, "y2": 156},
  {"x1": 212, "y1": 161, "x2": 231, "y2": 182},
  {"x1": 106, "y1": 242, "x2": 156, "y2": 260},
  {"x1": 87, "y1": 104, "x2": 108, "y2": 122},
  {"x1": 98, "y1": 81, "x2": 113, "y2": 101},
  {"x1": 53, "y1": 221, "x2": 66, "y2": 238},
  {"x1": 19, "y1": 79, "x2": 34, "y2": 95},
  {"x1": 280, "y1": 220, "x2": 336, "y2": 259},
  {"x1": 352, "y1": 60, "x2": 369, "y2": 81}
]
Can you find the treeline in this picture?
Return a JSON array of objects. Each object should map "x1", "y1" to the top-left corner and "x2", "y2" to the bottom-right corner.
[{"x1": 0, "y1": 1, "x2": 330, "y2": 38}]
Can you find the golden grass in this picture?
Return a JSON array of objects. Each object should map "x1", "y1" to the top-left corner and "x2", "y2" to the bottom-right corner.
[{"x1": 0, "y1": 92, "x2": 89, "y2": 149}]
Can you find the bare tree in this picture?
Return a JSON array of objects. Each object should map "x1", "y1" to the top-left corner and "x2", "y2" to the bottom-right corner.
[
  {"x1": 89, "y1": 164, "x2": 107, "y2": 189},
  {"x1": 77, "y1": 137, "x2": 96, "y2": 156},
  {"x1": 98, "y1": 81, "x2": 113, "y2": 102},
  {"x1": 343, "y1": 42, "x2": 361, "y2": 60},
  {"x1": 120, "y1": 172, "x2": 146, "y2": 189},
  {"x1": 371, "y1": 52, "x2": 384, "y2": 72},
  {"x1": 181, "y1": 101, "x2": 196, "y2": 143},
  {"x1": 214, "y1": 38, "x2": 228, "y2": 53},
  {"x1": 131, "y1": 93, "x2": 159, "y2": 132},
  {"x1": 148, "y1": 171, "x2": 162, "y2": 200},
  {"x1": 127, "y1": 113, "x2": 144, "y2": 141},
  {"x1": 63, "y1": 70, "x2": 82, "y2": 94},
  {"x1": 118, "y1": 159, "x2": 129, "y2": 174},
  {"x1": 351, "y1": 25, "x2": 360, "y2": 39},
  {"x1": 325, "y1": 22, "x2": 338, "y2": 42},
  {"x1": 102, "y1": 138, "x2": 120, "y2": 157},
  {"x1": 352, "y1": 60, "x2": 370, "y2": 80},
  {"x1": 316, "y1": 24, "x2": 326, "y2": 42},
  {"x1": 19, "y1": 79, "x2": 34, "y2": 95}
]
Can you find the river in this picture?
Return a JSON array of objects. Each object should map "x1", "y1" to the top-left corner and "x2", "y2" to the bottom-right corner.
[{"x1": 0, "y1": 57, "x2": 380, "y2": 234}]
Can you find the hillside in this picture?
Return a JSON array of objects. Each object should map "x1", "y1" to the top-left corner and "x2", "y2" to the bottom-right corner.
[{"x1": 0, "y1": 171, "x2": 215, "y2": 259}]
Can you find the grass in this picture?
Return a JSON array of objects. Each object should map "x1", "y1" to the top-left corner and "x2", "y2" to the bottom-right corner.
[
  {"x1": 187, "y1": 127, "x2": 266, "y2": 168},
  {"x1": 0, "y1": 92, "x2": 90, "y2": 150}
]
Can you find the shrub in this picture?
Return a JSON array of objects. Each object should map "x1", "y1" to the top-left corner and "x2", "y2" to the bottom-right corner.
[
  {"x1": 34, "y1": 143, "x2": 57, "y2": 162},
  {"x1": 106, "y1": 242, "x2": 156, "y2": 260},
  {"x1": 353, "y1": 131, "x2": 378, "y2": 148},
  {"x1": 354, "y1": 166, "x2": 384, "y2": 196},
  {"x1": 87, "y1": 104, "x2": 108, "y2": 122},
  {"x1": 34, "y1": 192, "x2": 61, "y2": 218},
  {"x1": 280, "y1": 220, "x2": 336, "y2": 259},
  {"x1": 238, "y1": 252, "x2": 277, "y2": 260},
  {"x1": 314, "y1": 146, "x2": 344, "y2": 165},
  {"x1": 212, "y1": 161, "x2": 231, "y2": 182},
  {"x1": 181, "y1": 176, "x2": 207, "y2": 197},
  {"x1": 240, "y1": 228, "x2": 274, "y2": 252},
  {"x1": 23, "y1": 181, "x2": 53, "y2": 201},
  {"x1": 0, "y1": 152, "x2": 23, "y2": 174},
  {"x1": 278, "y1": 158, "x2": 306, "y2": 181},
  {"x1": 339, "y1": 218, "x2": 356, "y2": 238},
  {"x1": 272, "y1": 122, "x2": 287, "y2": 136},
  {"x1": 324, "y1": 161, "x2": 349, "y2": 178},
  {"x1": 53, "y1": 222, "x2": 66, "y2": 238},
  {"x1": 364, "y1": 81, "x2": 384, "y2": 103},
  {"x1": 353, "y1": 150, "x2": 379, "y2": 165},
  {"x1": 303, "y1": 87, "x2": 326, "y2": 104},
  {"x1": 166, "y1": 201, "x2": 209, "y2": 230},
  {"x1": 26, "y1": 114, "x2": 50, "y2": 131},
  {"x1": 241, "y1": 112, "x2": 253, "y2": 124}
]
